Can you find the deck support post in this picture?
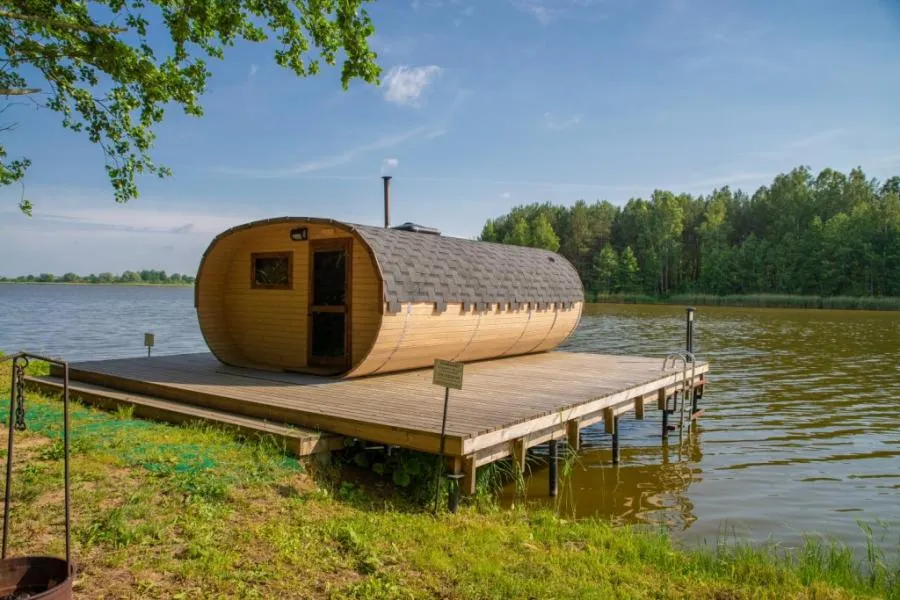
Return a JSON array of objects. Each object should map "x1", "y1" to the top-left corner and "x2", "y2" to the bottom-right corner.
[
  {"x1": 548, "y1": 439, "x2": 558, "y2": 497},
  {"x1": 566, "y1": 419, "x2": 580, "y2": 452},
  {"x1": 635, "y1": 395, "x2": 645, "y2": 420},
  {"x1": 512, "y1": 438, "x2": 527, "y2": 474},
  {"x1": 461, "y1": 456, "x2": 476, "y2": 496}
]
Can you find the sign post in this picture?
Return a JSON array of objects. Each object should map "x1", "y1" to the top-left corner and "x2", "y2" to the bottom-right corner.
[
  {"x1": 432, "y1": 358, "x2": 463, "y2": 514},
  {"x1": 144, "y1": 332, "x2": 155, "y2": 358}
]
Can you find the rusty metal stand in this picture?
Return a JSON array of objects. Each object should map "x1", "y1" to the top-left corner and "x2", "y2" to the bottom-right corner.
[{"x1": 0, "y1": 352, "x2": 74, "y2": 599}]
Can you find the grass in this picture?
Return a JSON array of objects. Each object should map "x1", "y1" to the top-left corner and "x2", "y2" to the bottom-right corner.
[
  {"x1": 0, "y1": 361, "x2": 897, "y2": 598},
  {"x1": 591, "y1": 293, "x2": 900, "y2": 311}
]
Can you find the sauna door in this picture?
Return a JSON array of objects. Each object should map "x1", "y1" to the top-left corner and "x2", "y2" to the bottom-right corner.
[{"x1": 308, "y1": 239, "x2": 351, "y2": 369}]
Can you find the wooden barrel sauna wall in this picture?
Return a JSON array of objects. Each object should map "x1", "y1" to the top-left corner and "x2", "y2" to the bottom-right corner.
[{"x1": 194, "y1": 217, "x2": 584, "y2": 377}]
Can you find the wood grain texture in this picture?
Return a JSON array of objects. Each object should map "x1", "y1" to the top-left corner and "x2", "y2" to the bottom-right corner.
[
  {"x1": 196, "y1": 221, "x2": 382, "y2": 372},
  {"x1": 51, "y1": 352, "x2": 709, "y2": 461},
  {"x1": 195, "y1": 218, "x2": 584, "y2": 377}
]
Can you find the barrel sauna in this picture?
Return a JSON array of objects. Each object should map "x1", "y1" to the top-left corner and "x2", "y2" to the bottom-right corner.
[{"x1": 194, "y1": 217, "x2": 584, "y2": 377}]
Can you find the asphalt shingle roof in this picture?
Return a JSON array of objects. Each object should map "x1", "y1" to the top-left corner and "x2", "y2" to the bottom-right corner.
[
  {"x1": 348, "y1": 223, "x2": 584, "y2": 313},
  {"x1": 197, "y1": 217, "x2": 585, "y2": 313}
]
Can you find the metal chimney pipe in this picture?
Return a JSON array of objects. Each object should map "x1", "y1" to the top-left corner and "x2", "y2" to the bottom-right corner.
[{"x1": 382, "y1": 175, "x2": 392, "y2": 228}]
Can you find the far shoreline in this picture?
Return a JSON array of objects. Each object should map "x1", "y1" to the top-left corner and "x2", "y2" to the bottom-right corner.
[
  {"x1": 589, "y1": 293, "x2": 900, "y2": 312},
  {"x1": 0, "y1": 281, "x2": 193, "y2": 288}
]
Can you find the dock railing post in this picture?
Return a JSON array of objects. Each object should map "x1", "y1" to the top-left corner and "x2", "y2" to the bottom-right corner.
[
  {"x1": 685, "y1": 307, "x2": 694, "y2": 360},
  {"x1": 686, "y1": 307, "x2": 701, "y2": 414}
]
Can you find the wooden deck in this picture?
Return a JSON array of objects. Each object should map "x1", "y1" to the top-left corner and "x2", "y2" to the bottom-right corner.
[{"x1": 29, "y1": 351, "x2": 708, "y2": 494}]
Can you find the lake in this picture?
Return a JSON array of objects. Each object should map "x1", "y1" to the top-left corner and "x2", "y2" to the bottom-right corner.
[{"x1": 1, "y1": 283, "x2": 898, "y2": 552}]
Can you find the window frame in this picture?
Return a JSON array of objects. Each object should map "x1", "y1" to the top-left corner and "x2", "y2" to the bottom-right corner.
[{"x1": 250, "y1": 251, "x2": 294, "y2": 290}]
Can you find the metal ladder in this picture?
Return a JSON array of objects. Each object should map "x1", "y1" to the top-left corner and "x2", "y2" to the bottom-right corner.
[{"x1": 662, "y1": 351, "x2": 696, "y2": 443}]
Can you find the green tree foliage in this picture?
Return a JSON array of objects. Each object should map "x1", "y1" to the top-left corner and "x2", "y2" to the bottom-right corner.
[
  {"x1": 1, "y1": 0, "x2": 380, "y2": 213},
  {"x1": 592, "y1": 245, "x2": 618, "y2": 294},
  {"x1": 529, "y1": 213, "x2": 560, "y2": 251},
  {"x1": 0, "y1": 270, "x2": 195, "y2": 285},
  {"x1": 618, "y1": 247, "x2": 640, "y2": 293},
  {"x1": 503, "y1": 216, "x2": 531, "y2": 246},
  {"x1": 483, "y1": 166, "x2": 900, "y2": 298}
]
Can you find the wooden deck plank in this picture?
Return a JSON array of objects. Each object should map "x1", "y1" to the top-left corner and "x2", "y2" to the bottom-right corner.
[{"x1": 52, "y1": 351, "x2": 709, "y2": 458}]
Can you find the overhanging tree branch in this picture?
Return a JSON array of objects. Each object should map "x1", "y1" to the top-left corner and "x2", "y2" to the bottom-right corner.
[
  {"x1": 0, "y1": 87, "x2": 40, "y2": 95},
  {"x1": 0, "y1": 10, "x2": 127, "y2": 34}
]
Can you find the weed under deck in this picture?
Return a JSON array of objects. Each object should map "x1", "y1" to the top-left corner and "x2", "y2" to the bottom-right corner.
[{"x1": 28, "y1": 351, "x2": 708, "y2": 494}]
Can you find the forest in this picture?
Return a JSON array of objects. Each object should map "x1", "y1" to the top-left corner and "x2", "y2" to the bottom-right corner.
[
  {"x1": 480, "y1": 166, "x2": 900, "y2": 299},
  {"x1": 0, "y1": 270, "x2": 194, "y2": 285}
]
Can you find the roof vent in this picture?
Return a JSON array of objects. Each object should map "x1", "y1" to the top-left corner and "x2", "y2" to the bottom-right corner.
[{"x1": 391, "y1": 222, "x2": 441, "y2": 235}]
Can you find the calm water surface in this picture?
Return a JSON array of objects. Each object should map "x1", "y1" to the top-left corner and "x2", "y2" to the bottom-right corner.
[{"x1": 1, "y1": 283, "x2": 898, "y2": 552}]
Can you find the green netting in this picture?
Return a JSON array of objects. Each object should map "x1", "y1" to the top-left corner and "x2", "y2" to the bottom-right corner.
[{"x1": 0, "y1": 387, "x2": 302, "y2": 484}]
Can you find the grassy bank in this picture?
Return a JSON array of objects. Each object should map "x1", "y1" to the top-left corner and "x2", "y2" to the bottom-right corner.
[
  {"x1": 0, "y1": 362, "x2": 897, "y2": 598},
  {"x1": 591, "y1": 293, "x2": 900, "y2": 311}
]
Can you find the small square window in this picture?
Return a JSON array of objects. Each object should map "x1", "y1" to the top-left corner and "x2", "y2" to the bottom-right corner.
[{"x1": 251, "y1": 252, "x2": 292, "y2": 289}]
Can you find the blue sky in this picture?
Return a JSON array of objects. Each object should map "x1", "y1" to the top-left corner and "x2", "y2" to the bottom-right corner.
[{"x1": 2, "y1": 0, "x2": 900, "y2": 276}]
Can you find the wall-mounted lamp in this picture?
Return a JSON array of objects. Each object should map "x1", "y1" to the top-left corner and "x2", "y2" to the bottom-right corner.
[{"x1": 290, "y1": 227, "x2": 308, "y2": 241}]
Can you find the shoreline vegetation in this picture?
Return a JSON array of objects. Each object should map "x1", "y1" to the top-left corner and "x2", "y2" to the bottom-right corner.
[
  {"x1": 0, "y1": 356, "x2": 897, "y2": 598},
  {"x1": 590, "y1": 293, "x2": 900, "y2": 311},
  {"x1": 0, "y1": 269, "x2": 194, "y2": 286}
]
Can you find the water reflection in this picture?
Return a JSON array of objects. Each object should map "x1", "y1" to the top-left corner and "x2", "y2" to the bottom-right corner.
[{"x1": 504, "y1": 427, "x2": 704, "y2": 531}]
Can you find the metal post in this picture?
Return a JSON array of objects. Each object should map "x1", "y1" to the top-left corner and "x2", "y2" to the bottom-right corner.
[
  {"x1": 447, "y1": 473, "x2": 463, "y2": 513},
  {"x1": 63, "y1": 362, "x2": 71, "y2": 567},
  {"x1": 433, "y1": 387, "x2": 451, "y2": 514},
  {"x1": 548, "y1": 440, "x2": 558, "y2": 497},
  {"x1": 611, "y1": 417, "x2": 620, "y2": 464},
  {"x1": 685, "y1": 307, "x2": 695, "y2": 360},
  {"x1": 2, "y1": 358, "x2": 17, "y2": 559}
]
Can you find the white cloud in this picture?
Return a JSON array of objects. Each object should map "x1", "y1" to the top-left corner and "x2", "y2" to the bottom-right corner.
[
  {"x1": 463, "y1": 6, "x2": 475, "y2": 16},
  {"x1": 511, "y1": 0, "x2": 607, "y2": 25},
  {"x1": 500, "y1": 192, "x2": 511, "y2": 199},
  {"x1": 383, "y1": 65, "x2": 443, "y2": 107},
  {"x1": 543, "y1": 111, "x2": 583, "y2": 131},
  {"x1": 381, "y1": 158, "x2": 399, "y2": 174},
  {"x1": 788, "y1": 128, "x2": 849, "y2": 149},
  {"x1": 248, "y1": 64, "x2": 258, "y2": 77},
  {"x1": 214, "y1": 126, "x2": 439, "y2": 178}
]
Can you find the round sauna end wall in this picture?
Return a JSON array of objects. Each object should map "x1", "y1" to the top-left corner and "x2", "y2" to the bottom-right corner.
[{"x1": 194, "y1": 219, "x2": 384, "y2": 372}]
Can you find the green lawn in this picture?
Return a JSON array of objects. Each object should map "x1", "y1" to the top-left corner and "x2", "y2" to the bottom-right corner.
[{"x1": 0, "y1": 361, "x2": 896, "y2": 599}]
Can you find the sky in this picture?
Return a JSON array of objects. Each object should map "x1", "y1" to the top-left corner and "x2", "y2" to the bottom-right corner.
[{"x1": 2, "y1": 0, "x2": 900, "y2": 276}]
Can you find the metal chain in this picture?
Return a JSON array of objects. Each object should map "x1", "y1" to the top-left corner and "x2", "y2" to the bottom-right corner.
[{"x1": 12, "y1": 359, "x2": 28, "y2": 431}]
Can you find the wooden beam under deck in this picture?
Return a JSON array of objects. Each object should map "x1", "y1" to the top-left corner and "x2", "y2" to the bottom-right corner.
[{"x1": 42, "y1": 351, "x2": 708, "y2": 488}]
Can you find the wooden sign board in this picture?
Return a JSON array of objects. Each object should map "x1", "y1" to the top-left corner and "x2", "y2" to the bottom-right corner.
[
  {"x1": 144, "y1": 332, "x2": 155, "y2": 348},
  {"x1": 433, "y1": 359, "x2": 463, "y2": 390}
]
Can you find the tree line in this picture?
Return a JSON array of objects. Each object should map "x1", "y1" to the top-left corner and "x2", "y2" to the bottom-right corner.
[
  {"x1": 0, "y1": 270, "x2": 194, "y2": 285},
  {"x1": 479, "y1": 166, "x2": 900, "y2": 298}
]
